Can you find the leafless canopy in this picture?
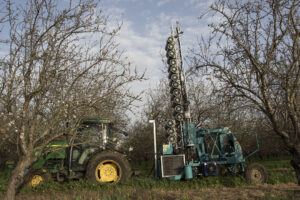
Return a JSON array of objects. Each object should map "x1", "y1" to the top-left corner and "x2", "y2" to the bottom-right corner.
[
  {"x1": 189, "y1": 0, "x2": 299, "y2": 182},
  {"x1": 0, "y1": 0, "x2": 144, "y2": 160},
  {"x1": 191, "y1": 0, "x2": 299, "y2": 146}
]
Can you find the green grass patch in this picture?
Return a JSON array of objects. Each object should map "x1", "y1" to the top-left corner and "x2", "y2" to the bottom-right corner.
[
  {"x1": 267, "y1": 171, "x2": 296, "y2": 184},
  {"x1": 18, "y1": 172, "x2": 294, "y2": 195},
  {"x1": 15, "y1": 175, "x2": 251, "y2": 194},
  {"x1": 121, "y1": 175, "x2": 250, "y2": 190},
  {"x1": 0, "y1": 168, "x2": 10, "y2": 193},
  {"x1": 0, "y1": 156, "x2": 296, "y2": 196},
  {"x1": 39, "y1": 175, "x2": 248, "y2": 191},
  {"x1": 20, "y1": 178, "x2": 121, "y2": 194},
  {"x1": 16, "y1": 170, "x2": 296, "y2": 194}
]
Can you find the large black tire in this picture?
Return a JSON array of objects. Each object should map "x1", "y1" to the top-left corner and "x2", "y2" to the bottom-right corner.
[
  {"x1": 245, "y1": 163, "x2": 267, "y2": 184},
  {"x1": 24, "y1": 169, "x2": 51, "y2": 187},
  {"x1": 85, "y1": 151, "x2": 131, "y2": 183}
]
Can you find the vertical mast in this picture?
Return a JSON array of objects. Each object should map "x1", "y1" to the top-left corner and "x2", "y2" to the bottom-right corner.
[
  {"x1": 165, "y1": 21, "x2": 193, "y2": 149},
  {"x1": 175, "y1": 22, "x2": 191, "y2": 123}
]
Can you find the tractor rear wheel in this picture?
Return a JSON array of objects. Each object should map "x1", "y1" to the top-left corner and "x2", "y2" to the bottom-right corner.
[
  {"x1": 85, "y1": 151, "x2": 131, "y2": 183},
  {"x1": 24, "y1": 169, "x2": 51, "y2": 187},
  {"x1": 245, "y1": 163, "x2": 267, "y2": 184}
]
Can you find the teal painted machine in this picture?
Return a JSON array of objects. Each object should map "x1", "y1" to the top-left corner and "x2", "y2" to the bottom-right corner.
[
  {"x1": 157, "y1": 125, "x2": 259, "y2": 180},
  {"x1": 153, "y1": 22, "x2": 266, "y2": 183}
]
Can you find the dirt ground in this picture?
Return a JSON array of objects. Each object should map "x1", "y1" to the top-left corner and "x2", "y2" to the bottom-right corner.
[
  {"x1": 4, "y1": 182, "x2": 299, "y2": 200},
  {"x1": 182, "y1": 182, "x2": 300, "y2": 200}
]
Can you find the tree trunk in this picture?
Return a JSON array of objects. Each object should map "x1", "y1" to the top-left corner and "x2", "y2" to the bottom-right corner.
[
  {"x1": 0, "y1": 159, "x2": 6, "y2": 171},
  {"x1": 291, "y1": 159, "x2": 300, "y2": 185},
  {"x1": 4, "y1": 155, "x2": 32, "y2": 200},
  {"x1": 291, "y1": 148, "x2": 300, "y2": 185}
]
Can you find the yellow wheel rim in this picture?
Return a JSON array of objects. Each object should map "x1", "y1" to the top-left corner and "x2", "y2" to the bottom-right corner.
[
  {"x1": 31, "y1": 175, "x2": 43, "y2": 187},
  {"x1": 95, "y1": 160, "x2": 122, "y2": 183}
]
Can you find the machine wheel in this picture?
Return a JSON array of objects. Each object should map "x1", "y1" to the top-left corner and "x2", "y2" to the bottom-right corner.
[
  {"x1": 24, "y1": 169, "x2": 51, "y2": 187},
  {"x1": 86, "y1": 151, "x2": 131, "y2": 183},
  {"x1": 245, "y1": 163, "x2": 267, "y2": 184},
  {"x1": 218, "y1": 165, "x2": 228, "y2": 175}
]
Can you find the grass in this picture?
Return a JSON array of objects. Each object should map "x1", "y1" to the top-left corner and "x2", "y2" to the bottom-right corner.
[
  {"x1": 16, "y1": 171, "x2": 296, "y2": 194},
  {"x1": 0, "y1": 156, "x2": 297, "y2": 199},
  {"x1": 17, "y1": 175, "x2": 247, "y2": 194},
  {"x1": 267, "y1": 171, "x2": 296, "y2": 184},
  {"x1": 0, "y1": 168, "x2": 11, "y2": 193}
]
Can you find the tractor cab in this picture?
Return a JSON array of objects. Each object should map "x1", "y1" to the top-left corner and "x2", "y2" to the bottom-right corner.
[
  {"x1": 75, "y1": 118, "x2": 113, "y2": 149},
  {"x1": 73, "y1": 118, "x2": 127, "y2": 150}
]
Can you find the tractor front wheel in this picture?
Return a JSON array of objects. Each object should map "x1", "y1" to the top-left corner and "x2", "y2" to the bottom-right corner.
[
  {"x1": 24, "y1": 169, "x2": 51, "y2": 187},
  {"x1": 245, "y1": 163, "x2": 267, "y2": 184},
  {"x1": 85, "y1": 151, "x2": 131, "y2": 183}
]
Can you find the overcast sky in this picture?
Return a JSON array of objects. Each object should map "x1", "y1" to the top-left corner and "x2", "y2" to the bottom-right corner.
[{"x1": 100, "y1": 0, "x2": 215, "y2": 119}]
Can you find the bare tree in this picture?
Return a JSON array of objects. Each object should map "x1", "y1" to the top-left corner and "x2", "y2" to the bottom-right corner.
[
  {"x1": 0, "y1": 0, "x2": 144, "y2": 199},
  {"x1": 190, "y1": 0, "x2": 299, "y2": 183}
]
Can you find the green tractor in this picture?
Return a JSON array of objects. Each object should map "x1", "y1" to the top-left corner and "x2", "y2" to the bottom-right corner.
[{"x1": 24, "y1": 118, "x2": 131, "y2": 187}]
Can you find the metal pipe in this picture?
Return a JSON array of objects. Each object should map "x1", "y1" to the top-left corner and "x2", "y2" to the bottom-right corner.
[{"x1": 149, "y1": 120, "x2": 157, "y2": 177}]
